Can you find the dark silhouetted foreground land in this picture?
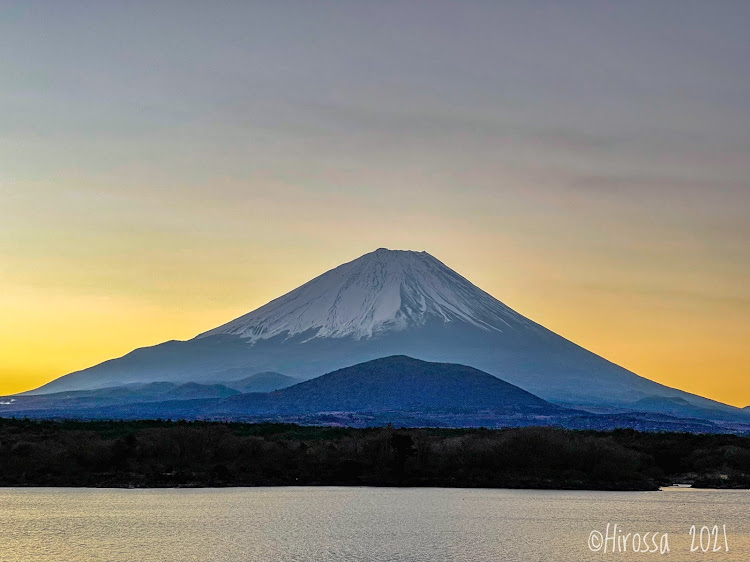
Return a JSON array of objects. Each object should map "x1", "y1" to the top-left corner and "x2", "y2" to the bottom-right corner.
[{"x1": 1, "y1": 419, "x2": 749, "y2": 490}]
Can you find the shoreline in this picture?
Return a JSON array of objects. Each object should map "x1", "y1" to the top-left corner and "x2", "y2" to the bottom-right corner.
[
  {"x1": 2, "y1": 419, "x2": 749, "y2": 492},
  {"x1": 0, "y1": 480, "x2": 663, "y2": 491}
]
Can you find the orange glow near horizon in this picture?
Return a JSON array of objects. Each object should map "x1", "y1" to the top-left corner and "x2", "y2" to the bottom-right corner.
[{"x1": 2, "y1": 235, "x2": 748, "y2": 408}]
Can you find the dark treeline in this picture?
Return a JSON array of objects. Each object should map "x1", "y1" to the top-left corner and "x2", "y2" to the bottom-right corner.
[{"x1": 1, "y1": 418, "x2": 749, "y2": 490}]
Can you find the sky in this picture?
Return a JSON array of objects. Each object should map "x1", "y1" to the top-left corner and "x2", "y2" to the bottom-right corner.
[{"x1": 1, "y1": 1, "x2": 749, "y2": 406}]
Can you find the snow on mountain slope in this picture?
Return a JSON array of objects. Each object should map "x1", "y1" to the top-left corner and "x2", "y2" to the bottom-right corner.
[{"x1": 198, "y1": 248, "x2": 541, "y2": 342}]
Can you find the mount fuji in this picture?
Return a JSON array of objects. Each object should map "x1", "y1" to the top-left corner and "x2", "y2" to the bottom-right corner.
[{"x1": 29, "y1": 248, "x2": 745, "y2": 418}]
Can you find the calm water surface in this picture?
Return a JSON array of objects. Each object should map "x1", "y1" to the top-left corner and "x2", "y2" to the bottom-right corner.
[{"x1": 0, "y1": 487, "x2": 747, "y2": 562}]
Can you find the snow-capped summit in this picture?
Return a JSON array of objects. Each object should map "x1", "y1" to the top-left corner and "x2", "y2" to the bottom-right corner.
[{"x1": 197, "y1": 248, "x2": 534, "y2": 342}]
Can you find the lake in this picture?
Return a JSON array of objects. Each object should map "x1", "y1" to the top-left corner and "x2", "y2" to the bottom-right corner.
[{"x1": 1, "y1": 487, "x2": 747, "y2": 561}]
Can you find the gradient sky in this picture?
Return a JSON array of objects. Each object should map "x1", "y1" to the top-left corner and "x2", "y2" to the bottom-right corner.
[{"x1": 2, "y1": 1, "x2": 749, "y2": 405}]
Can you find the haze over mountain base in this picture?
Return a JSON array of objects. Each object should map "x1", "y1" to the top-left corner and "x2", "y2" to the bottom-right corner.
[{"x1": 3, "y1": 356, "x2": 748, "y2": 433}]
